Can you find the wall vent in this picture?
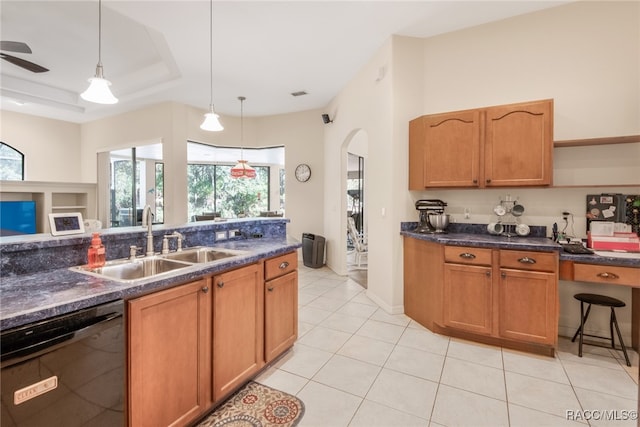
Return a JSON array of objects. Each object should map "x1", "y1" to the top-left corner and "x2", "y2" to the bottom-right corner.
[{"x1": 291, "y1": 91, "x2": 308, "y2": 97}]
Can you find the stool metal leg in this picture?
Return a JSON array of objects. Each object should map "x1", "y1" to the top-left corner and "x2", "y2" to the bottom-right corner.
[
  {"x1": 609, "y1": 309, "x2": 615, "y2": 349},
  {"x1": 610, "y1": 307, "x2": 631, "y2": 367},
  {"x1": 571, "y1": 302, "x2": 592, "y2": 358}
]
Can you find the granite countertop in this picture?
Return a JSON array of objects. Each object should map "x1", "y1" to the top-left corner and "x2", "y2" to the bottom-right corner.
[
  {"x1": 401, "y1": 227, "x2": 640, "y2": 268},
  {"x1": 0, "y1": 237, "x2": 301, "y2": 331}
]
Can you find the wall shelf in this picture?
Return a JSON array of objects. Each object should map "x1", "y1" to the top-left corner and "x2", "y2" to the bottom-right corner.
[
  {"x1": 554, "y1": 134, "x2": 640, "y2": 147},
  {"x1": 0, "y1": 181, "x2": 97, "y2": 234}
]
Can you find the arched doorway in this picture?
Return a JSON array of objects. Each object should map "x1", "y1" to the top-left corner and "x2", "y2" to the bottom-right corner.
[{"x1": 340, "y1": 129, "x2": 368, "y2": 282}]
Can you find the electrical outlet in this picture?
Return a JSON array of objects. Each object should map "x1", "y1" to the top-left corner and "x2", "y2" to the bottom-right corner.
[
  {"x1": 215, "y1": 231, "x2": 228, "y2": 240},
  {"x1": 229, "y1": 229, "x2": 240, "y2": 237},
  {"x1": 464, "y1": 208, "x2": 471, "y2": 219}
]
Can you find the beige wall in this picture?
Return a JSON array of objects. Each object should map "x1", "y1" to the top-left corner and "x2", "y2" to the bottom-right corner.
[
  {"x1": 323, "y1": 1, "x2": 639, "y2": 339},
  {"x1": 0, "y1": 110, "x2": 82, "y2": 182}
]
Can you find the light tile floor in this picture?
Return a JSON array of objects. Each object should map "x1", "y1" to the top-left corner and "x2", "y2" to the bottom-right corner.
[{"x1": 255, "y1": 265, "x2": 639, "y2": 427}]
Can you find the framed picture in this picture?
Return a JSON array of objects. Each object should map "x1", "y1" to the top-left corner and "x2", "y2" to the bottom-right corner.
[{"x1": 48, "y1": 212, "x2": 85, "y2": 236}]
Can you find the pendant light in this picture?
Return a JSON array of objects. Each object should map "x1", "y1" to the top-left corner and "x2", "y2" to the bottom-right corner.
[
  {"x1": 81, "y1": 0, "x2": 118, "y2": 104},
  {"x1": 231, "y1": 96, "x2": 256, "y2": 179},
  {"x1": 200, "y1": 0, "x2": 223, "y2": 131}
]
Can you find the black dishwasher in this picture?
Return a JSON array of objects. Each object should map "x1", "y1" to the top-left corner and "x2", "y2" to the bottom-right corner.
[{"x1": 1, "y1": 300, "x2": 124, "y2": 426}]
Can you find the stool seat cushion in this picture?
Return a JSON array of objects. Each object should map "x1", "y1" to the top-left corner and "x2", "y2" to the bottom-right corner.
[{"x1": 573, "y1": 293, "x2": 625, "y2": 308}]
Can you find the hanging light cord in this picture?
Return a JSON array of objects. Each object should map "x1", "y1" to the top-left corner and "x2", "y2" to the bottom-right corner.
[
  {"x1": 208, "y1": 0, "x2": 213, "y2": 110},
  {"x1": 98, "y1": 0, "x2": 103, "y2": 66},
  {"x1": 239, "y1": 96, "x2": 245, "y2": 160}
]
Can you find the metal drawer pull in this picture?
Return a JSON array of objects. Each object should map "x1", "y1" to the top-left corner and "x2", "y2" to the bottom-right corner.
[
  {"x1": 459, "y1": 253, "x2": 476, "y2": 259},
  {"x1": 518, "y1": 257, "x2": 536, "y2": 264},
  {"x1": 279, "y1": 261, "x2": 290, "y2": 269},
  {"x1": 486, "y1": 271, "x2": 491, "y2": 277},
  {"x1": 597, "y1": 272, "x2": 619, "y2": 280},
  {"x1": 201, "y1": 286, "x2": 209, "y2": 293},
  {"x1": 267, "y1": 287, "x2": 274, "y2": 292},
  {"x1": 217, "y1": 282, "x2": 224, "y2": 288}
]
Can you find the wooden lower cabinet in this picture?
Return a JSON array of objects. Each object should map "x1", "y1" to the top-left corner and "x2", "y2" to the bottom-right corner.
[
  {"x1": 212, "y1": 263, "x2": 264, "y2": 402},
  {"x1": 443, "y1": 263, "x2": 492, "y2": 335},
  {"x1": 499, "y1": 268, "x2": 557, "y2": 345},
  {"x1": 128, "y1": 278, "x2": 212, "y2": 427},
  {"x1": 265, "y1": 270, "x2": 298, "y2": 362},
  {"x1": 405, "y1": 241, "x2": 559, "y2": 354}
]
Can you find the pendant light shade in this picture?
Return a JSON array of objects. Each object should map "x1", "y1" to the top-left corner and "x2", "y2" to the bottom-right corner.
[
  {"x1": 201, "y1": 0, "x2": 223, "y2": 131},
  {"x1": 231, "y1": 160, "x2": 256, "y2": 178},
  {"x1": 81, "y1": 0, "x2": 118, "y2": 104},
  {"x1": 200, "y1": 106, "x2": 224, "y2": 131},
  {"x1": 231, "y1": 96, "x2": 255, "y2": 179}
]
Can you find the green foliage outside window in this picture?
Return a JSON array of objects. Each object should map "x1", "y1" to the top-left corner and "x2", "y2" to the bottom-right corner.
[{"x1": 188, "y1": 164, "x2": 269, "y2": 219}]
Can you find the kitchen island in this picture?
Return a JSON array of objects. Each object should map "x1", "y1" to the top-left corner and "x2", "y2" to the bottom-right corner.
[
  {"x1": 1, "y1": 218, "x2": 301, "y2": 427},
  {"x1": 401, "y1": 223, "x2": 640, "y2": 356}
]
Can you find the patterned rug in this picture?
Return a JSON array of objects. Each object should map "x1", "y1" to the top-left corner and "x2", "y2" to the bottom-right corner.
[{"x1": 196, "y1": 381, "x2": 305, "y2": 427}]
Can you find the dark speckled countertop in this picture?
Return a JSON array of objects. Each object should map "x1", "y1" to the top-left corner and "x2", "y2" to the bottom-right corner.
[
  {"x1": 0, "y1": 236, "x2": 301, "y2": 331},
  {"x1": 401, "y1": 222, "x2": 640, "y2": 268}
]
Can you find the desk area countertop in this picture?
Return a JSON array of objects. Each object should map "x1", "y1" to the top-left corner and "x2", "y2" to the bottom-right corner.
[{"x1": 400, "y1": 223, "x2": 640, "y2": 269}]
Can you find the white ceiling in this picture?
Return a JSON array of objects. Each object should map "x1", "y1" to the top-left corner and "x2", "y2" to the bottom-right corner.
[{"x1": 0, "y1": 0, "x2": 569, "y2": 123}]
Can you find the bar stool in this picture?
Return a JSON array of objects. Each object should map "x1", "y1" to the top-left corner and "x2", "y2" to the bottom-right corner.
[{"x1": 571, "y1": 293, "x2": 631, "y2": 367}]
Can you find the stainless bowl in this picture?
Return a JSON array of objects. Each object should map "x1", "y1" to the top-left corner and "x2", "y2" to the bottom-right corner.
[{"x1": 428, "y1": 213, "x2": 450, "y2": 233}]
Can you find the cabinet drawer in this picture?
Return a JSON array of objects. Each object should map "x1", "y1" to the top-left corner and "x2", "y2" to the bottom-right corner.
[
  {"x1": 265, "y1": 251, "x2": 298, "y2": 281},
  {"x1": 444, "y1": 246, "x2": 492, "y2": 266},
  {"x1": 500, "y1": 250, "x2": 557, "y2": 272},
  {"x1": 574, "y1": 263, "x2": 640, "y2": 287}
]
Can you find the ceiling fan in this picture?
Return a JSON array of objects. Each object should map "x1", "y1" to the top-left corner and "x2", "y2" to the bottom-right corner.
[{"x1": 1, "y1": 41, "x2": 49, "y2": 73}]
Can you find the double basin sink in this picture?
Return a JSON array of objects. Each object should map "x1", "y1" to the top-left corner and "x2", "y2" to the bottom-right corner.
[{"x1": 71, "y1": 246, "x2": 248, "y2": 282}]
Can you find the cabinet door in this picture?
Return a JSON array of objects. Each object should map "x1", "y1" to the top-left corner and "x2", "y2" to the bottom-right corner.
[
  {"x1": 265, "y1": 270, "x2": 298, "y2": 363},
  {"x1": 128, "y1": 278, "x2": 212, "y2": 427},
  {"x1": 213, "y1": 264, "x2": 263, "y2": 402},
  {"x1": 499, "y1": 268, "x2": 557, "y2": 345},
  {"x1": 423, "y1": 110, "x2": 482, "y2": 188},
  {"x1": 484, "y1": 99, "x2": 553, "y2": 187},
  {"x1": 443, "y1": 263, "x2": 493, "y2": 335}
]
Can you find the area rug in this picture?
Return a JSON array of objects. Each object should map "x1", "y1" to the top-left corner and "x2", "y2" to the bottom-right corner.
[{"x1": 196, "y1": 381, "x2": 305, "y2": 427}]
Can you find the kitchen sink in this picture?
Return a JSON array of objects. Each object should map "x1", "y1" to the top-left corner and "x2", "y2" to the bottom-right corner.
[
  {"x1": 160, "y1": 246, "x2": 248, "y2": 263},
  {"x1": 71, "y1": 256, "x2": 192, "y2": 282},
  {"x1": 70, "y1": 246, "x2": 248, "y2": 282}
]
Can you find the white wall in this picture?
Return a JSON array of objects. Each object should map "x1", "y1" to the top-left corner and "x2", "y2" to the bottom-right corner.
[
  {"x1": 325, "y1": 1, "x2": 639, "y2": 339},
  {"x1": 0, "y1": 110, "x2": 82, "y2": 182}
]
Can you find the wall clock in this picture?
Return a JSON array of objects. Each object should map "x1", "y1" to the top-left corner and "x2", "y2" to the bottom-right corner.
[{"x1": 295, "y1": 163, "x2": 311, "y2": 182}]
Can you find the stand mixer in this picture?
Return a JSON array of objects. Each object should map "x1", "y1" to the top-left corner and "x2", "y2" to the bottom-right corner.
[{"x1": 414, "y1": 199, "x2": 447, "y2": 233}]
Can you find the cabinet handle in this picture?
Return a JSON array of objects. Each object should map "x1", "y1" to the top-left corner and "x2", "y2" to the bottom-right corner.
[
  {"x1": 501, "y1": 272, "x2": 506, "y2": 278},
  {"x1": 518, "y1": 257, "x2": 536, "y2": 264},
  {"x1": 485, "y1": 271, "x2": 491, "y2": 277},
  {"x1": 459, "y1": 253, "x2": 476, "y2": 259},
  {"x1": 473, "y1": 179, "x2": 478, "y2": 184},
  {"x1": 217, "y1": 281, "x2": 224, "y2": 288},
  {"x1": 279, "y1": 261, "x2": 290, "y2": 269},
  {"x1": 486, "y1": 179, "x2": 492, "y2": 184},
  {"x1": 201, "y1": 286, "x2": 209, "y2": 293},
  {"x1": 267, "y1": 287, "x2": 274, "y2": 292},
  {"x1": 597, "y1": 272, "x2": 619, "y2": 280}
]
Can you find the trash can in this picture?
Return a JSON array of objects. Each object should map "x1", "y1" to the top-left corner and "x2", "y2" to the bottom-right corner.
[{"x1": 302, "y1": 233, "x2": 325, "y2": 268}]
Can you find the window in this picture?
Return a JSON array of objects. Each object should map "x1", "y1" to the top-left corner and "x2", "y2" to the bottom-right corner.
[
  {"x1": 0, "y1": 142, "x2": 25, "y2": 180},
  {"x1": 187, "y1": 142, "x2": 284, "y2": 220},
  {"x1": 188, "y1": 164, "x2": 269, "y2": 219}
]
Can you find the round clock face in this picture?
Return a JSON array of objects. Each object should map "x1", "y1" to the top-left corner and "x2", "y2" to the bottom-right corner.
[{"x1": 295, "y1": 163, "x2": 311, "y2": 182}]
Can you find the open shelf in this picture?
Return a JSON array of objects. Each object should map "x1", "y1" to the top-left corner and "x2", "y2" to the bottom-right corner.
[{"x1": 554, "y1": 134, "x2": 640, "y2": 147}]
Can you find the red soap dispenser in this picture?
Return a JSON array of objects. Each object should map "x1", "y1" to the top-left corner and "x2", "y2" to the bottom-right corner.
[{"x1": 87, "y1": 232, "x2": 106, "y2": 268}]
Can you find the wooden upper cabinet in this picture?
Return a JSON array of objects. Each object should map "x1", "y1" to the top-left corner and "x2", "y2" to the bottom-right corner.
[
  {"x1": 423, "y1": 110, "x2": 482, "y2": 188},
  {"x1": 409, "y1": 99, "x2": 553, "y2": 189},
  {"x1": 484, "y1": 100, "x2": 553, "y2": 187}
]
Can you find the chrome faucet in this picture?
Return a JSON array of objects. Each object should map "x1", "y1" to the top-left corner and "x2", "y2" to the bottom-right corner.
[
  {"x1": 142, "y1": 205, "x2": 155, "y2": 256},
  {"x1": 162, "y1": 232, "x2": 184, "y2": 254}
]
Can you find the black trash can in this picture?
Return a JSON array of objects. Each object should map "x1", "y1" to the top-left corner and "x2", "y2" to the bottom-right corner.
[{"x1": 302, "y1": 233, "x2": 325, "y2": 268}]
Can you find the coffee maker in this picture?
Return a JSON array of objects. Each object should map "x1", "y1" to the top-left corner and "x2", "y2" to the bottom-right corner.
[{"x1": 414, "y1": 199, "x2": 447, "y2": 233}]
